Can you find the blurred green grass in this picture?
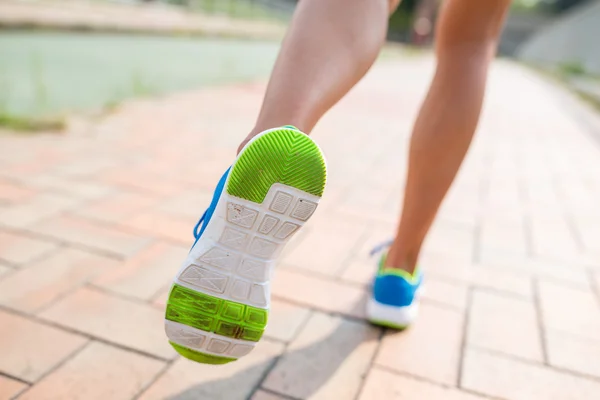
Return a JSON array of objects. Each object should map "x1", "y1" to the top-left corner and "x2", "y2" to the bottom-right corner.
[{"x1": 0, "y1": 31, "x2": 280, "y2": 129}]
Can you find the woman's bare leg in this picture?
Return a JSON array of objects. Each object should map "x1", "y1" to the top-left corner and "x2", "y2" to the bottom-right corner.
[
  {"x1": 238, "y1": 0, "x2": 400, "y2": 152},
  {"x1": 387, "y1": 0, "x2": 511, "y2": 272}
]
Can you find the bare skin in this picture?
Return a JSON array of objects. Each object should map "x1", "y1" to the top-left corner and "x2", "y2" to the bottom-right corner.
[
  {"x1": 239, "y1": 0, "x2": 511, "y2": 274},
  {"x1": 238, "y1": 0, "x2": 399, "y2": 152},
  {"x1": 387, "y1": 0, "x2": 511, "y2": 273}
]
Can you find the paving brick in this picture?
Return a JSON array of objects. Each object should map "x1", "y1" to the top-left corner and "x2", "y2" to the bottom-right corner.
[
  {"x1": 0, "y1": 193, "x2": 81, "y2": 228},
  {"x1": 0, "y1": 179, "x2": 35, "y2": 203},
  {"x1": 158, "y1": 190, "x2": 213, "y2": 219},
  {"x1": 375, "y1": 303, "x2": 463, "y2": 385},
  {"x1": 341, "y1": 258, "x2": 376, "y2": 287},
  {"x1": 546, "y1": 331, "x2": 600, "y2": 378},
  {"x1": 417, "y1": 252, "x2": 471, "y2": 278},
  {"x1": 538, "y1": 280, "x2": 600, "y2": 342},
  {"x1": 150, "y1": 286, "x2": 170, "y2": 309},
  {"x1": 99, "y1": 168, "x2": 186, "y2": 196},
  {"x1": 40, "y1": 287, "x2": 174, "y2": 359},
  {"x1": 437, "y1": 206, "x2": 479, "y2": 230},
  {"x1": 523, "y1": 181, "x2": 561, "y2": 212},
  {"x1": 22, "y1": 175, "x2": 114, "y2": 200},
  {"x1": 478, "y1": 252, "x2": 590, "y2": 287},
  {"x1": 312, "y1": 183, "x2": 345, "y2": 211},
  {"x1": 18, "y1": 342, "x2": 164, "y2": 400},
  {"x1": 575, "y1": 221, "x2": 600, "y2": 254},
  {"x1": 466, "y1": 265, "x2": 533, "y2": 297},
  {"x1": 251, "y1": 390, "x2": 288, "y2": 400},
  {"x1": 335, "y1": 182, "x2": 399, "y2": 223},
  {"x1": 0, "y1": 263, "x2": 11, "y2": 278},
  {"x1": 530, "y1": 216, "x2": 580, "y2": 260},
  {"x1": 0, "y1": 231, "x2": 58, "y2": 266},
  {"x1": 51, "y1": 156, "x2": 118, "y2": 178},
  {"x1": 263, "y1": 312, "x2": 379, "y2": 400},
  {"x1": 479, "y1": 219, "x2": 528, "y2": 256},
  {"x1": 0, "y1": 248, "x2": 118, "y2": 313},
  {"x1": 359, "y1": 368, "x2": 485, "y2": 400},
  {"x1": 424, "y1": 252, "x2": 533, "y2": 297},
  {"x1": 1, "y1": 152, "x2": 67, "y2": 178},
  {"x1": 139, "y1": 339, "x2": 284, "y2": 400},
  {"x1": 264, "y1": 300, "x2": 311, "y2": 343},
  {"x1": 461, "y1": 348, "x2": 600, "y2": 400},
  {"x1": 93, "y1": 242, "x2": 187, "y2": 300},
  {"x1": 573, "y1": 251, "x2": 600, "y2": 269},
  {"x1": 282, "y1": 217, "x2": 366, "y2": 276},
  {"x1": 0, "y1": 375, "x2": 27, "y2": 399},
  {"x1": 467, "y1": 290, "x2": 543, "y2": 362},
  {"x1": 121, "y1": 212, "x2": 193, "y2": 244},
  {"x1": 339, "y1": 224, "x2": 395, "y2": 286},
  {"x1": 73, "y1": 192, "x2": 160, "y2": 224},
  {"x1": 0, "y1": 310, "x2": 87, "y2": 382},
  {"x1": 422, "y1": 223, "x2": 475, "y2": 262},
  {"x1": 484, "y1": 178, "x2": 521, "y2": 212},
  {"x1": 272, "y1": 268, "x2": 367, "y2": 318},
  {"x1": 421, "y1": 278, "x2": 468, "y2": 310},
  {"x1": 557, "y1": 179, "x2": 597, "y2": 215},
  {"x1": 31, "y1": 216, "x2": 152, "y2": 258}
]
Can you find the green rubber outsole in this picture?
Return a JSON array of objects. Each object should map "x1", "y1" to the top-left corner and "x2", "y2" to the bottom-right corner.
[
  {"x1": 227, "y1": 128, "x2": 327, "y2": 203},
  {"x1": 170, "y1": 342, "x2": 235, "y2": 365},
  {"x1": 166, "y1": 284, "x2": 268, "y2": 364},
  {"x1": 166, "y1": 284, "x2": 268, "y2": 341},
  {"x1": 368, "y1": 319, "x2": 409, "y2": 331}
]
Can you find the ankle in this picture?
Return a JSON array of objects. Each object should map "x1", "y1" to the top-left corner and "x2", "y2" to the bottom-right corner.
[
  {"x1": 385, "y1": 262, "x2": 418, "y2": 275},
  {"x1": 384, "y1": 247, "x2": 419, "y2": 275}
]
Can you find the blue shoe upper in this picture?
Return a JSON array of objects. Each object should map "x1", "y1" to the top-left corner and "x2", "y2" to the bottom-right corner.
[
  {"x1": 372, "y1": 255, "x2": 423, "y2": 307},
  {"x1": 191, "y1": 167, "x2": 231, "y2": 248}
]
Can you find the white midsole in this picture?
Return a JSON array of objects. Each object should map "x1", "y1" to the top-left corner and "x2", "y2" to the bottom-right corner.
[
  {"x1": 366, "y1": 297, "x2": 420, "y2": 327},
  {"x1": 174, "y1": 184, "x2": 321, "y2": 307}
]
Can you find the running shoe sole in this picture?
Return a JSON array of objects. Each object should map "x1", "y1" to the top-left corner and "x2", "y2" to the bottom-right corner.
[
  {"x1": 165, "y1": 127, "x2": 327, "y2": 364},
  {"x1": 366, "y1": 298, "x2": 418, "y2": 330}
]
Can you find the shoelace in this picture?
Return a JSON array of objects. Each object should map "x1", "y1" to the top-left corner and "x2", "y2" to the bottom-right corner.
[
  {"x1": 193, "y1": 209, "x2": 208, "y2": 239},
  {"x1": 369, "y1": 239, "x2": 393, "y2": 257}
]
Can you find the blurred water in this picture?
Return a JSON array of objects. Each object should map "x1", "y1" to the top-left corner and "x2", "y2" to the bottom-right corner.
[{"x1": 0, "y1": 31, "x2": 280, "y2": 117}]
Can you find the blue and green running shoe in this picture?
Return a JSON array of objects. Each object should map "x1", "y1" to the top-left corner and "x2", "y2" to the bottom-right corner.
[
  {"x1": 165, "y1": 126, "x2": 327, "y2": 364},
  {"x1": 367, "y1": 253, "x2": 423, "y2": 329}
]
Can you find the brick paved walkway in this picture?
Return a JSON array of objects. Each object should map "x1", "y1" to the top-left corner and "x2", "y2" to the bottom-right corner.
[{"x1": 1, "y1": 57, "x2": 600, "y2": 399}]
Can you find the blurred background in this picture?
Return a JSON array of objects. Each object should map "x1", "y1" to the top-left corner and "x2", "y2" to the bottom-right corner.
[
  {"x1": 2, "y1": 1, "x2": 600, "y2": 400},
  {"x1": 1, "y1": 0, "x2": 599, "y2": 131}
]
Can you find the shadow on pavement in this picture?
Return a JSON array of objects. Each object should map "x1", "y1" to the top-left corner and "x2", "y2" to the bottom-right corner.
[{"x1": 168, "y1": 295, "x2": 384, "y2": 400}]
